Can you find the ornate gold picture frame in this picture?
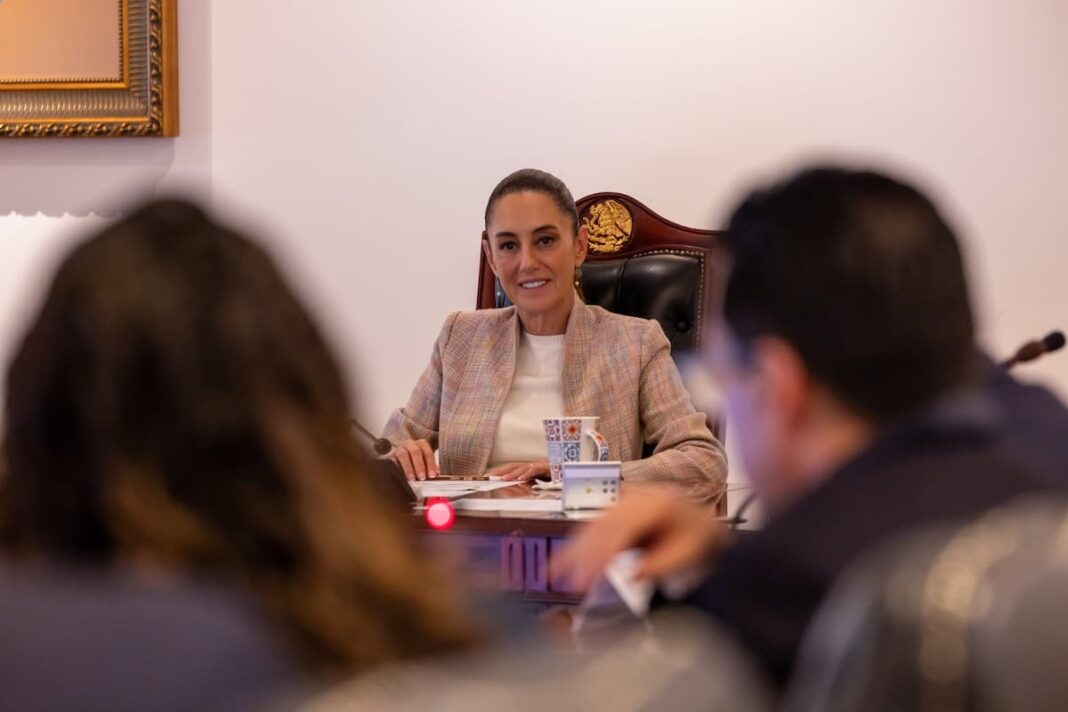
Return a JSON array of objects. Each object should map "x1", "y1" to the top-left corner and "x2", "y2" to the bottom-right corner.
[{"x1": 0, "y1": 0, "x2": 178, "y2": 137}]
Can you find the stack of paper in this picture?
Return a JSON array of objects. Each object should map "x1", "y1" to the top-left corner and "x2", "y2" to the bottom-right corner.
[{"x1": 409, "y1": 479, "x2": 517, "y2": 499}]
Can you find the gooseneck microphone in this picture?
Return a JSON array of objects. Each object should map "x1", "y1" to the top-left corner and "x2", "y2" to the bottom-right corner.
[
  {"x1": 1000, "y1": 330, "x2": 1066, "y2": 370},
  {"x1": 1041, "y1": 330, "x2": 1066, "y2": 353},
  {"x1": 725, "y1": 492, "x2": 757, "y2": 529},
  {"x1": 350, "y1": 418, "x2": 393, "y2": 455},
  {"x1": 349, "y1": 420, "x2": 415, "y2": 507}
]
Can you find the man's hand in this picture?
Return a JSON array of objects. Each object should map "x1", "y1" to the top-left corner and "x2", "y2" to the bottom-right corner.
[
  {"x1": 486, "y1": 460, "x2": 551, "y2": 482},
  {"x1": 553, "y1": 486, "x2": 729, "y2": 592},
  {"x1": 390, "y1": 438, "x2": 438, "y2": 480}
]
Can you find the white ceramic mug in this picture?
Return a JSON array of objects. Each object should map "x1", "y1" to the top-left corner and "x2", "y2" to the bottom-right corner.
[{"x1": 542, "y1": 416, "x2": 610, "y2": 483}]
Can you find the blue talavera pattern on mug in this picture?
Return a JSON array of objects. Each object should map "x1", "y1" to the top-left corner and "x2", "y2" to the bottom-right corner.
[{"x1": 562, "y1": 441, "x2": 581, "y2": 461}]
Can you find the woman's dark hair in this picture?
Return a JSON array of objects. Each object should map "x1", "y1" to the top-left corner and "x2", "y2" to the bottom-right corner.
[
  {"x1": 0, "y1": 199, "x2": 475, "y2": 675},
  {"x1": 484, "y1": 168, "x2": 580, "y2": 234},
  {"x1": 723, "y1": 167, "x2": 976, "y2": 422}
]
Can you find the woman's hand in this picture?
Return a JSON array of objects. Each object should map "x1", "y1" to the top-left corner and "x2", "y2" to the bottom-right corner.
[
  {"x1": 487, "y1": 460, "x2": 551, "y2": 481},
  {"x1": 390, "y1": 439, "x2": 438, "y2": 480}
]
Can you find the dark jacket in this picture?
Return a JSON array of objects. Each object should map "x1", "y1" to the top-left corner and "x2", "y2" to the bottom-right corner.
[
  {"x1": 0, "y1": 565, "x2": 304, "y2": 711},
  {"x1": 686, "y1": 374, "x2": 1068, "y2": 692}
]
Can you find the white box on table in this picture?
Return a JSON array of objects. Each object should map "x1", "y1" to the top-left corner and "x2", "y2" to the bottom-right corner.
[{"x1": 561, "y1": 461, "x2": 621, "y2": 510}]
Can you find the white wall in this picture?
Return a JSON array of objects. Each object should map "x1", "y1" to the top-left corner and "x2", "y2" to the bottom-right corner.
[
  {"x1": 0, "y1": 0, "x2": 213, "y2": 410},
  {"x1": 3, "y1": 1, "x2": 1068, "y2": 472}
]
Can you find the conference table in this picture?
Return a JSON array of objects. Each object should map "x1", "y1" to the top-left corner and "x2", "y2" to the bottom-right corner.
[
  {"x1": 412, "y1": 481, "x2": 737, "y2": 608},
  {"x1": 414, "y1": 482, "x2": 585, "y2": 606}
]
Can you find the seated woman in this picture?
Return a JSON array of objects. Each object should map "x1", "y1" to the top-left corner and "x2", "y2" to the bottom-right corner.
[
  {"x1": 384, "y1": 169, "x2": 726, "y2": 502},
  {"x1": 0, "y1": 200, "x2": 476, "y2": 710}
]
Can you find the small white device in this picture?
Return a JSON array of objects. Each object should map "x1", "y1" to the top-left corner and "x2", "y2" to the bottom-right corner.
[{"x1": 562, "y1": 461, "x2": 621, "y2": 510}]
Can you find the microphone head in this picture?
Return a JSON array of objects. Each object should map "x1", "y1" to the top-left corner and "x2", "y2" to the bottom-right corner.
[{"x1": 1042, "y1": 330, "x2": 1066, "y2": 354}]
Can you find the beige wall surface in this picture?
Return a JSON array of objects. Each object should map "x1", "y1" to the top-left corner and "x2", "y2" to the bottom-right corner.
[
  {"x1": 0, "y1": 0, "x2": 121, "y2": 82},
  {"x1": 1, "y1": 1, "x2": 1067, "y2": 494}
]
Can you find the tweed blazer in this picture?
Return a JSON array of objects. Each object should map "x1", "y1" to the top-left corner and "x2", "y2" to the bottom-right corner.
[{"x1": 383, "y1": 301, "x2": 727, "y2": 502}]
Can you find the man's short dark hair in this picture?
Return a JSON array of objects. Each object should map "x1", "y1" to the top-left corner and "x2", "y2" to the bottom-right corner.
[{"x1": 723, "y1": 166, "x2": 976, "y2": 422}]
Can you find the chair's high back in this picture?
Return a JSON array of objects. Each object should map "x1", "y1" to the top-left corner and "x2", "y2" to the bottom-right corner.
[{"x1": 476, "y1": 192, "x2": 725, "y2": 357}]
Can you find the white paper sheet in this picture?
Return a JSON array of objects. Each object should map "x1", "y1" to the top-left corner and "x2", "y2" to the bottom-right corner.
[
  {"x1": 451, "y1": 496, "x2": 563, "y2": 512},
  {"x1": 604, "y1": 549, "x2": 656, "y2": 617},
  {"x1": 562, "y1": 509, "x2": 605, "y2": 520}
]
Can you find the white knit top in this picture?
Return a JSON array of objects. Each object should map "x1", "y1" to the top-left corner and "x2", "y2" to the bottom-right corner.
[{"x1": 487, "y1": 332, "x2": 565, "y2": 468}]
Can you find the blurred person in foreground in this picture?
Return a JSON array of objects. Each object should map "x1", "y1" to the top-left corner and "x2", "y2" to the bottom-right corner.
[
  {"x1": 556, "y1": 166, "x2": 1068, "y2": 695},
  {"x1": 782, "y1": 496, "x2": 1068, "y2": 712},
  {"x1": 0, "y1": 200, "x2": 476, "y2": 711},
  {"x1": 301, "y1": 609, "x2": 772, "y2": 712}
]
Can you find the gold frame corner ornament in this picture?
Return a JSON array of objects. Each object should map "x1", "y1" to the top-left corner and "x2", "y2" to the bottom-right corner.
[
  {"x1": 0, "y1": 0, "x2": 179, "y2": 138},
  {"x1": 583, "y1": 199, "x2": 633, "y2": 254}
]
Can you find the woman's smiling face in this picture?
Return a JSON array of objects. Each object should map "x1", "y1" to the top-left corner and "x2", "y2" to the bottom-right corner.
[{"x1": 483, "y1": 191, "x2": 587, "y2": 335}]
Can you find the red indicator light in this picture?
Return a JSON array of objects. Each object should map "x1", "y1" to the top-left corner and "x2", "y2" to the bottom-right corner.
[{"x1": 425, "y1": 497, "x2": 455, "y2": 531}]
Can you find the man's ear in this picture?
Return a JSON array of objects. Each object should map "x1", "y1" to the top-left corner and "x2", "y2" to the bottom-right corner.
[
  {"x1": 574, "y1": 224, "x2": 589, "y2": 265},
  {"x1": 753, "y1": 337, "x2": 811, "y2": 429},
  {"x1": 481, "y1": 234, "x2": 498, "y2": 276}
]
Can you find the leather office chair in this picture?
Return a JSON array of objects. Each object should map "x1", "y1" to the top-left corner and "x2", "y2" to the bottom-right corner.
[{"x1": 476, "y1": 192, "x2": 726, "y2": 445}]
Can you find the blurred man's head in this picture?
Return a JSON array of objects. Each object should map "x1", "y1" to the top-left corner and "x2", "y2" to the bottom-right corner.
[{"x1": 709, "y1": 167, "x2": 976, "y2": 512}]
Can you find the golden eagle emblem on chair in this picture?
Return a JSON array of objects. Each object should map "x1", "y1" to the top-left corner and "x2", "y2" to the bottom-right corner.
[{"x1": 583, "y1": 200, "x2": 633, "y2": 253}]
